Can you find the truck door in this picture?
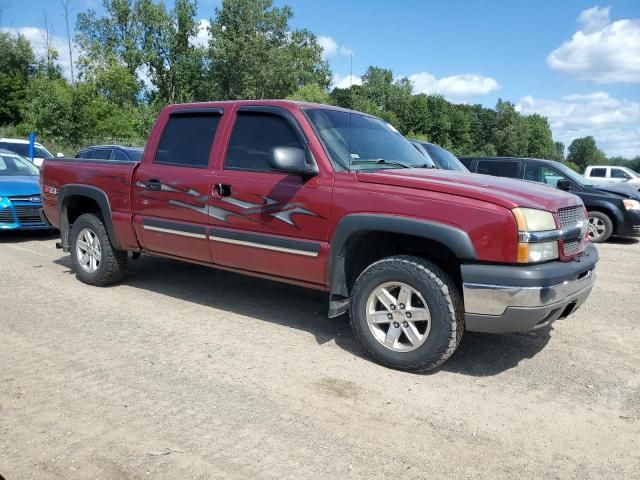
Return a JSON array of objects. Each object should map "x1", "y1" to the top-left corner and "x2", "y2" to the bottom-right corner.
[
  {"x1": 208, "y1": 106, "x2": 332, "y2": 285},
  {"x1": 133, "y1": 108, "x2": 222, "y2": 262}
]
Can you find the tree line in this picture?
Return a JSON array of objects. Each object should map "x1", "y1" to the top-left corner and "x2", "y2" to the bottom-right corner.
[{"x1": 0, "y1": 0, "x2": 637, "y2": 172}]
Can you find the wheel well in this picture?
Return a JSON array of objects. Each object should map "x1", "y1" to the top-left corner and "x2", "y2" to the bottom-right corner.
[
  {"x1": 587, "y1": 207, "x2": 617, "y2": 233},
  {"x1": 60, "y1": 195, "x2": 103, "y2": 249},
  {"x1": 64, "y1": 195, "x2": 102, "y2": 224},
  {"x1": 342, "y1": 231, "x2": 462, "y2": 294}
]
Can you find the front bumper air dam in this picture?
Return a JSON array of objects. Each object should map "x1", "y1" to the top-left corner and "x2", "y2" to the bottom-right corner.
[{"x1": 462, "y1": 244, "x2": 598, "y2": 333}]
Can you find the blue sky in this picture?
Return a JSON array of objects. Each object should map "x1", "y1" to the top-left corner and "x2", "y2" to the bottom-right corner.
[{"x1": 1, "y1": 0, "x2": 639, "y2": 157}]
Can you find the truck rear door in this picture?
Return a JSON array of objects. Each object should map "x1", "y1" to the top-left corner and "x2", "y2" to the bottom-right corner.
[
  {"x1": 207, "y1": 106, "x2": 333, "y2": 286},
  {"x1": 133, "y1": 108, "x2": 222, "y2": 262}
]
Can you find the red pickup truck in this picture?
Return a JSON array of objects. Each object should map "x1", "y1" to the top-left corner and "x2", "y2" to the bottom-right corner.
[{"x1": 41, "y1": 100, "x2": 597, "y2": 371}]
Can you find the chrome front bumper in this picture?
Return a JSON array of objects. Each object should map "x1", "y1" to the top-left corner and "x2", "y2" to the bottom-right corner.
[{"x1": 462, "y1": 245, "x2": 598, "y2": 333}]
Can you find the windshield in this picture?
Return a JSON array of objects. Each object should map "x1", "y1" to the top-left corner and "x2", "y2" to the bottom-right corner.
[
  {"x1": 552, "y1": 161, "x2": 593, "y2": 187},
  {"x1": 0, "y1": 153, "x2": 40, "y2": 176},
  {"x1": 0, "y1": 142, "x2": 53, "y2": 159},
  {"x1": 305, "y1": 109, "x2": 431, "y2": 171},
  {"x1": 422, "y1": 143, "x2": 469, "y2": 172}
]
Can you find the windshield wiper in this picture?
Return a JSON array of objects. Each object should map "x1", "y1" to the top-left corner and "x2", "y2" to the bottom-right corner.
[{"x1": 350, "y1": 158, "x2": 411, "y2": 169}]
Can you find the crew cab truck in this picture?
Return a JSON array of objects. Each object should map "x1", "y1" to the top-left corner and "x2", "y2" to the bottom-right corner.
[{"x1": 41, "y1": 101, "x2": 598, "y2": 372}]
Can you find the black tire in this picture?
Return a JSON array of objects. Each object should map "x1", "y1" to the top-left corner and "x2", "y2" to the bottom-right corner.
[
  {"x1": 350, "y1": 255, "x2": 464, "y2": 372},
  {"x1": 587, "y1": 211, "x2": 613, "y2": 243},
  {"x1": 69, "y1": 213, "x2": 127, "y2": 286}
]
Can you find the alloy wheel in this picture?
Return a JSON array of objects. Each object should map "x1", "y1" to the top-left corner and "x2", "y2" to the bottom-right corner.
[
  {"x1": 76, "y1": 227, "x2": 102, "y2": 273},
  {"x1": 365, "y1": 281, "x2": 431, "y2": 352}
]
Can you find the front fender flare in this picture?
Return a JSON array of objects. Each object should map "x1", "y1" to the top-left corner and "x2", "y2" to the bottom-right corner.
[{"x1": 326, "y1": 214, "x2": 476, "y2": 317}]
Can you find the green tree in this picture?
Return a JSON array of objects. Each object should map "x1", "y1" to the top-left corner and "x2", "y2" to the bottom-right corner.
[
  {"x1": 207, "y1": 0, "x2": 330, "y2": 99},
  {"x1": 554, "y1": 141, "x2": 565, "y2": 161},
  {"x1": 20, "y1": 77, "x2": 74, "y2": 142},
  {"x1": 567, "y1": 136, "x2": 606, "y2": 171},
  {"x1": 525, "y1": 114, "x2": 556, "y2": 159},
  {"x1": 287, "y1": 83, "x2": 331, "y2": 104},
  {"x1": 0, "y1": 32, "x2": 36, "y2": 125},
  {"x1": 493, "y1": 99, "x2": 519, "y2": 156}
]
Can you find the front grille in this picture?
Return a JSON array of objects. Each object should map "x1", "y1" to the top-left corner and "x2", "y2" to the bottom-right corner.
[
  {"x1": 557, "y1": 206, "x2": 587, "y2": 256},
  {"x1": 14, "y1": 206, "x2": 43, "y2": 224},
  {"x1": 9, "y1": 195, "x2": 41, "y2": 202},
  {"x1": 558, "y1": 206, "x2": 584, "y2": 228},
  {"x1": 0, "y1": 207, "x2": 15, "y2": 224}
]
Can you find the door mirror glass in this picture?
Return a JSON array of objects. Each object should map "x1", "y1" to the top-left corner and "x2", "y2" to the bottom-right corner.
[
  {"x1": 557, "y1": 179, "x2": 571, "y2": 191},
  {"x1": 269, "y1": 146, "x2": 318, "y2": 177}
]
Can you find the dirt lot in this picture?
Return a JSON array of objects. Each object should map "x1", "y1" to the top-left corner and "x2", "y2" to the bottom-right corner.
[{"x1": 0, "y1": 232, "x2": 639, "y2": 479}]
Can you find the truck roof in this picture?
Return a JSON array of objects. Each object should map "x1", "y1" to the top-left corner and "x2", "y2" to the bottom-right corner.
[{"x1": 163, "y1": 99, "x2": 366, "y2": 116}]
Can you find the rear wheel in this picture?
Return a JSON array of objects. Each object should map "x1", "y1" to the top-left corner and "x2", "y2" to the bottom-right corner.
[
  {"x1": 70, "y1": 213, "x2": 126, "y2": 286},
  {"x1": 350, "y1": 255, "x2": 464, "y2": 372},
  {"x1": 587, "y1": 211, "x2": 613, "y2": 243}
]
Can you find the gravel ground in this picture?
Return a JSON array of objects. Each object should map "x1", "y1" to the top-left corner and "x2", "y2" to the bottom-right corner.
[{"x1": 0, "y1": 231, "x2": 639, "y2": 479}]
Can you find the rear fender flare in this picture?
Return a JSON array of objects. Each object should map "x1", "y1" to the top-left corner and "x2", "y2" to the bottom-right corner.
[{"x1": 58, "y1": 184, "x2": 121, "y2": 250}]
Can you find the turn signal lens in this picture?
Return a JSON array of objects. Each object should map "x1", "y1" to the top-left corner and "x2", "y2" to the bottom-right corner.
[{"x1": 517, "y1": 241, "x2": 559, "y2": 263}]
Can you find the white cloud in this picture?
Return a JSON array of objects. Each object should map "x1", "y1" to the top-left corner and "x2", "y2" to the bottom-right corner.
[
  {"x1": 191, "y1": 19, "x2": 211, "y2": 48},
  {"x1": 1, "y1": 26, "x2": 75, "y2": 80},
  {"x1": 517, "y1": 92, "x2": 640, "y2": 157},
  {"x1": 318, "y1": 35, "x2": 354, "y2": 59},
  {"x1": 332, "y1": 73, "x2": 362, "y2": 89},
  {"x1": 547, "y1": 7, "x2": 640, "y2": 83},
  {"x1": 408, "y1": 72, "x2": 500, "y2": 100}
]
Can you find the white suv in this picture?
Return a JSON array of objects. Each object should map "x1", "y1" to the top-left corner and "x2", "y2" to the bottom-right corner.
[
  {"x1": 0, "y1": 138, "x2": 62, "y2": 167},
  {"x1": 584, "y1": 165, "x2": 640, "y2": 188}
]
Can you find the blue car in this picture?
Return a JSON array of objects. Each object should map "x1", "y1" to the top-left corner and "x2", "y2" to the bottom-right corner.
[{"x1": 0, "y1": 149, "x2": 50, "y2": 230}]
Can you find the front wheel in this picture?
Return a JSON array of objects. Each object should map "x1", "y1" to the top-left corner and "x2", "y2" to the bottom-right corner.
[
  {"x1": 69, "y1": 213, "x2": 127, "y2": 286},
  {"x1": 587, "y1": 211, "x2": 613, "y2": 243},
  {"x1": 350, "y1": 255, "x2": 464, "y2": 372}
]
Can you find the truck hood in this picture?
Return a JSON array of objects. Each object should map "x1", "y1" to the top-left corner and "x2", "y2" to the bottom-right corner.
[
  {"x1": 0, "y1": 175, "x2": 41, "y2": 197},
  {"x1": 356, "y1": 169, "x2": 581, "y2": 211}
]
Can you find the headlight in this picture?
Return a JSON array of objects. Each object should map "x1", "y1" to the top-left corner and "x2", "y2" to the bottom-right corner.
[
  {"x1": 623, "y1": 199, "x2": 640, "y2": 210},
  {"x1": 512, "y1": 207, "x2": 557, "y2": 231},
  {"x1": 512, "y1": 208, "x2": 559, "y2": 263}
]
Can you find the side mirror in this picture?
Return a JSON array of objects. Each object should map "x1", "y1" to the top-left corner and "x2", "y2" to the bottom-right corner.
[
  {"x1": 56, "y1": 152, "x2": 64, "y2": 158},
  {"x1": 557, "y1": 179, "x2": 571, "y2": 191},
  {"x1": 269, "y1": 146, "x2": 318, "y2": 177}
]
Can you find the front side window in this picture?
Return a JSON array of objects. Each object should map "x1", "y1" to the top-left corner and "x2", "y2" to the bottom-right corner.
[
  {"x1": 0, "y1": 143, "x2": 52, "y2": 159},
  {"x1": 524, "y1": 163, "x2": 566, "y2": 188},
  {"x1": 590, "y1": 167, "x2": 606, "y2": 177},
  {"x1": 477, "y1": 160, "x2": 520, "y2": 179},
  {"x1": 224, "y1": 113, "x2": 303, "y2": 172},
  {"x1": 305, "y1": 109, "x2": 429, "y2": 171},
  {"x1": 112, "y1": 150, "x2": 129, "y2": 161},
  {"x1": 611, "y1": 168, "x2": 630, "y2": 179},
  {"x1": 155, "y1": 114, "x2": 221, "y2": 168}
]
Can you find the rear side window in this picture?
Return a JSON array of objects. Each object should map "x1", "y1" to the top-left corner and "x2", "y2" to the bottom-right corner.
[
  {"x1": 154, "y1": 114, "x2": 221, "y2": 168},
  {"x1": 90, "y1": 149, "x2": 112, "y2": 160},
  {"x1": 224, "y1": 113, "x2": 303, "y2": 172},
  {"x1": 589, "y1": 167, "x2": 606, "y2": 177},
  {"x1": 459, "y1": 158, "x2": 473, "y2": 169},
  {"x1": 477, "y1": 160, "x2": 520, "y2": 179},
  {"x1": 112, "y1": 150, "x2": 129, "y2": 161}
]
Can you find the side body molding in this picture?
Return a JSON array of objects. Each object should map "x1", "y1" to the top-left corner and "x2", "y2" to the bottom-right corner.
[
  {"x1": 58, "y1": 184, "x2": 121, "y2": 251},
  {"x1": 326, "y1": 214, "x2": 477, "y2": 317}
]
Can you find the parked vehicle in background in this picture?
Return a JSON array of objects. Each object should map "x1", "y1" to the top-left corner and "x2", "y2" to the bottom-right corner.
[
  {"x1": 0, "y1": 138, "x2": 62, "y2": 167},
  {"x1": 461, "y1": 156, "x2": 640, "y2": 243},
  {"x1": 0, "y1": 149, "x2": 50, "y2": 230},
  {"x1": 409, "y1": 140, "x2": 469, "y2": 172},
  {"x1": 41, "y1": 100, "x2": 597, "y2": 372},
  {"x1": 75, "y1": 145, "x2": 144, "y2": 162},
  {"x1": 584, "y1": 165, "x2": 640, "y2": 189}
]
